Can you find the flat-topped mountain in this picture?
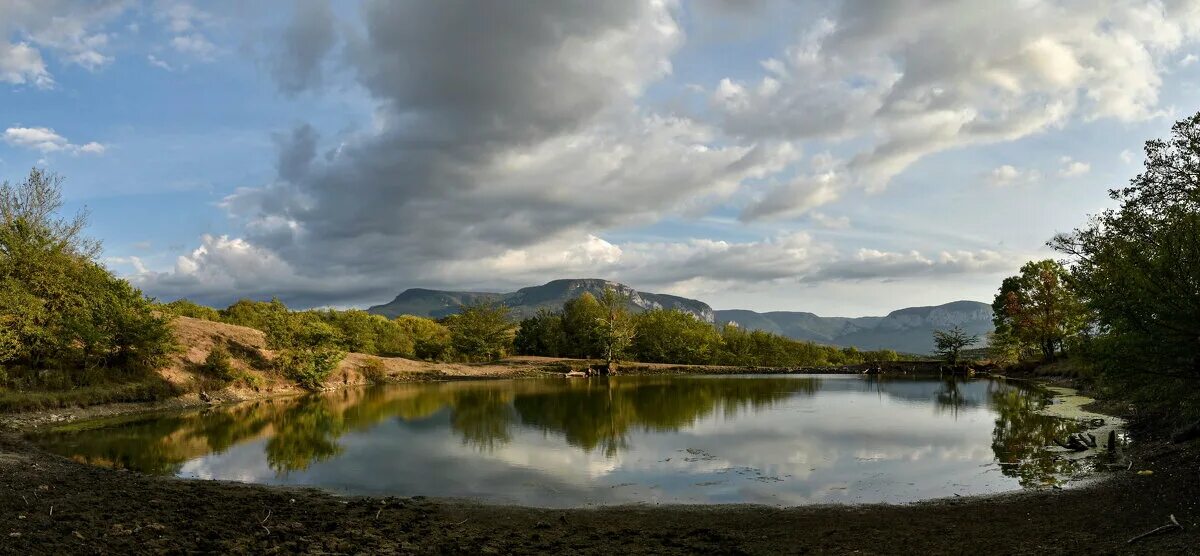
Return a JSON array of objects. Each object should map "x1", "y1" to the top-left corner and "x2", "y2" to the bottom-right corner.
[
  {"x1": 367, "y1": 279, "x2": 992, "y2": 354},
  {"x1": 367, "y1": 278, "x2": 715, "y2": 322}
]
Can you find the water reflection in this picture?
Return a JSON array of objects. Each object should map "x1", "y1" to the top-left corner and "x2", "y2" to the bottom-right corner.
[{"x1": 35, "y1": 375, "x2": 1097, "y2": 506}]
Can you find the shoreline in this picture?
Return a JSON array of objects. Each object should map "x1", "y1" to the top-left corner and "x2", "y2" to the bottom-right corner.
[{"x1": 3, "y1": 371, "x2": 1195, "y2": 554}]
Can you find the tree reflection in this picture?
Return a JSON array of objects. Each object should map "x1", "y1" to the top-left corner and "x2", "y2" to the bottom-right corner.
[
  {"x1": 39, "y1": 376, "x2": 1091, "y2": 485},
  {"x1": 35, "y1": 377, "x2": 818, "y2": 472},
  {"x1": 989, "y1": 386, "x2": 1081, "y2": 486}
]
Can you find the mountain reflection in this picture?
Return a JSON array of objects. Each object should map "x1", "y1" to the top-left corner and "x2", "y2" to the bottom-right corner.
[{"x1": 35, "y1": 375, "x2": 1090, "y2": 490}]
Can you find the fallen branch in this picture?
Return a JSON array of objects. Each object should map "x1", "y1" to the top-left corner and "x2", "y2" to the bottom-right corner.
[{"x1": 1127, "y1": 514, "x2": 1183, "y2": 544}]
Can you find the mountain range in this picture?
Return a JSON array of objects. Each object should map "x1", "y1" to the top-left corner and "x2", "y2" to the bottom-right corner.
[{"x1": 366, "y1": 278, "x2": 993, "y2": 354}]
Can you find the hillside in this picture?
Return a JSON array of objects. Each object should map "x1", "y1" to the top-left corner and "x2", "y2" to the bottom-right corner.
[
  {"x1": 367, "y1": 279, "x2": 993, "y2": 355},
  {"x1": 715, "y1": 300, "x2": 993, "y2": 355}
]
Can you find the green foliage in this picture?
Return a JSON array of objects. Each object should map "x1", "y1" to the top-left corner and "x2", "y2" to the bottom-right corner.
[
  {"x1": 561, "y1": 293, "x2": 604, "y2": 358},
  {"x1": 595, "y1": 288, "x2": 636, "y2": 366},
  {"x1": 513, "y1": 309, "x2": 566, "y2": 357},
  {"x1": 516, "y1": 301, "x2": 912, "y2": 368},
  {"x1": 258, "y1": 303, "x2": 347, "y2": 390},
  {"x1": 992, "y1": 260, "x2": 1087, "y2": 361},
  {"x1": 394, "y1": 315, "x2": 452, "y2": 360},
  {"x1": 0, "y1": 169, "x2": 176, "y2": 389},
  {"x1": 219, "y1": 298, "x2": 288, "y2": 331},
  {"x1": 161, "y1": 298, "x2": 221, "y2": 321},
  {"x1": 932, "y1": 326, "x2": 979, "y2": 366},
  {"x1": 632, "y1": 308, "x2": 722, "y2": 365},
  {"x1": 360, "y1": 357, "x2": 387, "y2": 384},
  {"x1": 1048, "y1": 111, "x2": 1200, "y2": 424},
  {"x1": 445, "y1": 301, "x2": 513, "y2": 362},
  {"x1": 200, "y1": 344, "x2": 235, "y2": 382}
]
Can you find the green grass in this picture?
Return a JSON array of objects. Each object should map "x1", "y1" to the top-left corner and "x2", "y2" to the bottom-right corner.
[{"x1": 0, "y1": 379, "x2": 182, "y2": 413}]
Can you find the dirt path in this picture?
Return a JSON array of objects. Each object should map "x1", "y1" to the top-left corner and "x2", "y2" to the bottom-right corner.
[{"x1": 1, "y1": 417, "x2": 1197, "y2": 554}]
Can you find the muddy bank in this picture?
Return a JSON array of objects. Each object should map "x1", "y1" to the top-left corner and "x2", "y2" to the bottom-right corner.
[{"x1": 1, "y1": 422, "x2": 1197, "y2": 555}]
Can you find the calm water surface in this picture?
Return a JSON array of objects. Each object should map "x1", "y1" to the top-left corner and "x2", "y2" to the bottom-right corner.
[{"x1": 36, "y1": 375, "x2": 1088, "y2": 507}]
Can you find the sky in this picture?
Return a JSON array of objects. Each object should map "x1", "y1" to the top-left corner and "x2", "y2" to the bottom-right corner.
[{"x1": 3, "y1": 0, "x2": 1200, "y2": 316}]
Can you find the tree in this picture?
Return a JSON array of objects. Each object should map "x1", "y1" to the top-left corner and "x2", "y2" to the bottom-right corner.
[
  {"x1": 445, "y1": 301, "x2": 513, "y2": 362},
  {"x1": 991, "y1": 259, "x2": 1087, "y2": 361},
  {"x1": 631, "y1": 309, "x2": 722, "y2": 365},
  {"x1": 933, "y1": 326, "x2": 978, "y2": 367},
  {"x1": 0, "y1": 169, "x2": 174, "y2": 385},
  {"x1": 513, "y1": 309, "x2": 565, "y2": 356},
  {"x1": 595, "y1": 288, "x2": 636, "y2": 370},
  {"x1": 561, "y1": 292, "x2": 604, "y2": 358},
  {"x1": 1051, "y1": 111, "x2": 1200, "y2": 382},
  {"x1": 395, "y1": 315, "x2": 452, "y2": 361}
]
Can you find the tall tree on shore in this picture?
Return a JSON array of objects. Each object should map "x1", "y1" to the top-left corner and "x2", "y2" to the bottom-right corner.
[
  {"x1": 991, "y1": 259, "x2": 1087, "y2": 361},
  {"x1": 1051, "y1": 111, "x2": 1200, "y2": 380},
  {"x1": 595, "y1": 288, "x2": 636, "y2": 371}
]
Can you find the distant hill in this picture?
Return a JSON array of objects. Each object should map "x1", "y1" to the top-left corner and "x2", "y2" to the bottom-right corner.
[
  {"x1": 367, "y1": 279, "x2": 715, "y2": 322},
  {"x1": 367, "y1": 279, "x2": 992, "y2": 355},
  {"x1": 714, "y1": 300, "x2": 993, "y2": 355}
]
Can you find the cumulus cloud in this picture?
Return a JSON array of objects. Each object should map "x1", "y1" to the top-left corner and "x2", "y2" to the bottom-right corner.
[
  {"x1": 155, "y1": 1, "x2": 219, "y2": 62},
  {"x1": 1058, "y1": 156, "x2": 1091, "y2": 177},
  {"x1": 987, "y1": 164, "x2": 1040, "y2": 186},
  {"x1": 0, "y1": 0, "x2": 127, "y2": 84},
  {"x1": 129, "y1": 1, "x2": 1126, "y2": 307},
  {"x1": 137, "y1": 1, "x2": 805, "y2": 305},
  {"x1": 3, "y1": 127, "x2": 105, "y2": 155},
  {"x1": 0, "y1": 41, "x2": 51, "y2": 87},
  {"x1": 716, "y1": 0, "x2": 1200, "y2": 217}
]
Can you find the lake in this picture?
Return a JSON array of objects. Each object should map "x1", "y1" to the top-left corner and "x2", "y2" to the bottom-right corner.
[{"x1": 35, "y1": 375, "x2": 1091, "y2": 507}]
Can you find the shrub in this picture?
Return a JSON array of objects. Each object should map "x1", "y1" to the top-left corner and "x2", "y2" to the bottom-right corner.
[
  {"x1": 445, "y1": 301, "x2": 514, "y2": 362},
  {"x1": 360, "y1": 357, "x2": 387, "y2": 384},
  {"x1": 395, "y1": 315, "x2": 452, "y2": 361},
  {"x1": 277, "y1": 346, "x2": 344, "y2": 391},
  {"x1": 162, "y1": 299, "x2": 221, "y2": 321},
  {"x1": 200, "y1": 344, "x2": 235, "y2": 381}
]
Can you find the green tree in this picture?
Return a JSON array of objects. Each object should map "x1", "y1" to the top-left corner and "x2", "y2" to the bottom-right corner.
[
  {"x1": 992, "y1": 260, "x2": 1087, "y2": 361},
  {"x1": 561, "y1": 292, "x2": 604, "y2": 358},
  {"x1": 1050, "y1": 111, "x2": 1200, "y2": 400},
  {"x1": 933, "y1": 326, "x2": 978, "y2": 367},
  {"x1": 513, "y1": 309, "x2": 566, "y2": 357},
  {"x1": 632, "y1": 309, "x2": 721, "y2": 364},
  {"x1": 395, "y1": 315, "x2": 452, "y2": 360},
  {"x1": 445, "y1": 301, "x2": 513, "y2": 362},
  {"x1": 595, "y1": 288, "x2": 636, "y2": 369},
  {"x1": 0, "y1": 169, "x2": 174, "y2": 385}
]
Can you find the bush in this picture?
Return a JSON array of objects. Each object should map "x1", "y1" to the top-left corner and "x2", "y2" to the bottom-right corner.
[
  {"x1": 360, "y1": 357, "x2": 387, "y2": 384},
  {"x1": 395, "y1": 315, "x2": 452, "y2": 360},
  {"x1": 162, "y1": 299, "x2": 221, "y2": 321},
  {"x1": 200, "y1": 344, "x2": 235, "y2": 381},
  {"x1": 277, "y1": 346, "x2": 344, "y2": 391}
]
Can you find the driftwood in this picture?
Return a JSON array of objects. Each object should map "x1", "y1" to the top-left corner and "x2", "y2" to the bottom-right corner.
[{"x1": 1127, "y1": 514, "x2": 1182, "y2": 544}]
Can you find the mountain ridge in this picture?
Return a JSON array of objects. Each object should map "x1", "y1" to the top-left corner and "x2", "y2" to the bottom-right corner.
[{"x1": 366, "y1": 278, "x2": 992, "y2": 354}]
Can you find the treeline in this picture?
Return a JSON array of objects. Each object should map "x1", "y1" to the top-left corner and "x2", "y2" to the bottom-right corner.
[
  {"x1": 993, "y1": 111, "x2": 1200, "y2": 426},
  {"x1": 162, "y1": 298, "x2": 462, "y2": 389},
  {"x1": 0, "y1": 170, "x2": 175, "y2": 392},
  {"x1": 513, "y1": 291, "x2": 904, "y2": 367}
]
